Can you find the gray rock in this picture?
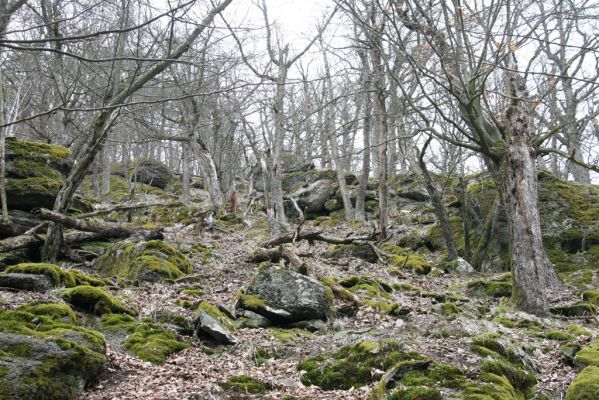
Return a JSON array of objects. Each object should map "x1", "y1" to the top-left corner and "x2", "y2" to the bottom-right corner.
[
  {"x1": 0, "y1": 315, "x2": 105, "y2": 400},
  {"x1": 0, "y1": 273, "x2": 53, "y2": 292},
  {"x1": 238, "y1": 267, "x2": 332, "y2": 323},
  {"x1": 236, "y1": 310, "x2": 272, "y2": 328},
  {"x1": 194, "y1": 302, "x2": 237, "y2": 344},
  {"x1": 130, "y1": 159, "x2": 173, "y2": 189},
  {"x1": 454, "y1": 257, "x2": 474, "y2": 275},
  {"x1": 294, "y1": 179, "x2": 335, "y2": 213}
]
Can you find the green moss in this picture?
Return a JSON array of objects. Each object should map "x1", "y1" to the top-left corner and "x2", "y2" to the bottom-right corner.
[
  {"x1": 197, "y1": 301, "x2": 237, "y2": 332},
  {"x1": 61, "y1": 285, "x2": 133, "y2": 315},
  {"x1": 237, "y1": 293, "x2": 268, "y2": 312},
  {"x1": 123, "y1": 323, "x2": 189, "y2": 364},
  {"x1": 180, "y1": 288, "x2": 203, "y2": 296},
  {"x1": 566, "y1": 366, "x2": 599, "y2": 400},
  {"x1": 574, "y1": 338, "x2": 599, "y2": 368},
  {"x1": 269, "y1": 328, "x2": 310, "y2": 344},
  {"x1": 6, "y1": 137, "x2": 70, "y2": 162},
  {"x1": 297, "y1": 340, "x2": 421, "y2": 390},
  {"x1": 565, "y1": 324, "x2": 591, "y2": 337},
  {"x1": 252, "y1": 346, "x2": 283, "y2": 366},
  {"x1": 94, "y1": 240, "x2": 191, "y2": 283},
  {"x1": 580, "y1": 290, "x2": 599, "y2": 306},
  {"x1": 100, "y1": 313, "x2": 137, "y2": 333},
  {"x1": 18, "y1": 303, "x2": 77, "y2": 324},
  {"x1": 388, "y1": 387, "x2": 442, "y2": 400},
  {"x1": 393, "y1": 282, "x2": 422, "y2": 292},
  {"x1": 480, "y1": 359, "x2": 536, "y2": 394},
  {"x1": 218, "y1": 375, "x2": 271, "y2": 394},
  {"x1": 467, "y1": 279, "x2": 512, "y2": 298},
  {"x1": 463, "y1": 373, "x2": 520, "y2": 400},
  {"x1": 543, "y1": 329, "x2": 575, "y2": 342},
  {"x1": 190, "y1": 243, "x2": 212, "y2": 263},
  {"x1": 383, "y1": 244, "x2": 431, "y2": 275},
  {"x1": 440, "y1": 302, "x2": 461, "y2": 316},
  {"x1": 550, "y1": 302, "x2": 596, "y2": 317},
  {"x1": 324, "y1": 243, "x2": 379, "y2": 263},
  {"x1": 395, "y1": 360, "x2": 466, "y2": 390},
  {"x1": 471, "y1": 334, "x2": 521, "y2": 365},
  {"x1": 4, "y1": 263, "x2": 109, "y2": 288}
]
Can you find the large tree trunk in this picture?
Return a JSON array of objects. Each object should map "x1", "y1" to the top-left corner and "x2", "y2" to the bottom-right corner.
[{"x1": 494, "y1": 63, "x2": 561, "y2": 315}]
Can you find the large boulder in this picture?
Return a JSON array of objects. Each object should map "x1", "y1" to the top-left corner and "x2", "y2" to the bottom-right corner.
[
  {"x1": 290, "y1": 179, "x2": 335, "y2": 217},
  {"x1": 236, "y1": 267, "x2": 332, "y2": 323},
  {"x1": 93, "y1": 240, "x2": 191, "y2": 283},
  {"x1": 252, "y1": 153, "x2": 315, "y2": 192},
  {"x1": 0, "y1": 309, "x2": 106, "y2": 400},
  {"x1": 131, "y1": 159, "x2": 173, "y2": 189},
  {"x1": 194, "y1": 301, "x2": 237, "y2": 344},
  {"x1": 4, "y1": 138, "x2": 72, "y2": 211}
]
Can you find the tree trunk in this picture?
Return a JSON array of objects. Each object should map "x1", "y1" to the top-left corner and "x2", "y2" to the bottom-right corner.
[
  {"x1": 270, "y1": 63, "x2": 289, "y2": 234},
  {"x1": 102, "y1": 145, "x2": 111, "y2": 195},
  {"x1": 181, "y1": 142, "x2": 191, "y2": 204}
]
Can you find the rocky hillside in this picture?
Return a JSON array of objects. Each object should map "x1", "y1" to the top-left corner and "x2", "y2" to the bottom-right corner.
[{"x1": 0, "y1": 140, "x2": 597, "y2": 400}]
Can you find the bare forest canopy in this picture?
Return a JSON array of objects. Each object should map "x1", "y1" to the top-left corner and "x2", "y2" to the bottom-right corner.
[{"x1": 0, "y1": 1, "x2": 598, "y2": 399}]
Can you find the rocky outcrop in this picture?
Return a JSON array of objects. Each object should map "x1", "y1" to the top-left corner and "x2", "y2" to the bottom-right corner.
[
  {"x1": 4, "y1": 138, "x2": 71, "y2": 211},
  {"x1": 236, "y1": 267, "x2": 332, "y2": 324},
  {"x1": 0, "y1": 309, "x2": 106, "y2": 400},
  {"x1": 113, "y1": 159, "x2": 174, "y2": 189},
  {"x1": 93, "y1": 240, "x2": 191, "y2": 283}
]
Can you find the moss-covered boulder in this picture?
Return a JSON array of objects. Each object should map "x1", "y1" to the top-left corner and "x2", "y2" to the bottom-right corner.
[
  {"x1": 574, "y1": 338, "x2": 599, "y2": 369},
  {"x1": 113, "y1": 158, "x2": 173, "y2": 189},
  {"x1": 4, "y1": 138, "x2": 73, "y2": 211},
  {"x1": 123, "y1": 323, "x2": 189, "y2": 364},
  {"x1": 61, "y1": 285, "x2": 133, "y2": 315},
  {"x1": 236, "y1": 267, "x2": 332, "y2": 323},
  {"x1": 4, "y1": 263, "x2": 109, "y2": 288},
  {"x1": 383, "y1": 244, "x2": 431, "y2": 275},
  {"x1": 93, "y1": 240, "x2": 191, "y2": 283},
  {"x1": 0, "y1": 309, "x2": 105, "y2": 400},
  {"x1": 323, "y1": 243, "x2": 379, "y2": 263},
  {"x1": 466, "y1": 274, "x2": 512, "y2": 298},
  {"x1": 0, "y1": 273, "x2": 53, "y2": 292},
  {"x1": 551, "y1": 302, "x2": 596, "y2": 317},
  {"x1": 17, "y1": 303, "x2": 78, "y2": 324},
  {"x1": 332, "y1": 275, "x2": 402, "y2": 316},
  {"x1": 297, "y1": 340, "x2": 420, "y2": 390},
  {"x1": 566, "y1": 366, "x2": 599, "y2": 400}
]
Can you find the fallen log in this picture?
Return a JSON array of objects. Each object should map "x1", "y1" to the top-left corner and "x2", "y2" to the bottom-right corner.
[
  {"x1": 0, "y1": 231, "x2": 104, "y2": 253},
  {"x1": 32, "y1": 208, "x2": 163, "y2": 241},
  {"x1": 260, "y1": 229, "x2": 376, "y2": 248},
  {"x1": 77, "y1": 201, "x2": 182, "y2": 218}
]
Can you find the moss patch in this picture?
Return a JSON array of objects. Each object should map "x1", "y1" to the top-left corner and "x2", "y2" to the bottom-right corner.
[
  {"x1": 17, "y1": 303, "x2": 77, "y2": 324},
  {"x1": 218, "y1": 375, "x2": 271, "y2": 394},
  {"x1": 574, "y1": 338, "x2": 599, "y2": 368},
  {"x1": 123, "y1": 323, "x2": 189, "y2": 364},
  {"x1": 324, "y1": 243, "x2": 379, "y2": 263},
  {"x1": 61, "y1": 285, "x2": 133, "y2": 315},
  {"x1": 383, "y1": 244, "x2": 431, "y2": 275},
  {"x1": 297, "y1": 340, "x2": 421, "y2": 390},
  {"x1": 467, "y1": 274, "x2": 512, "y2": 298},
  {"x1": 566, "y1": 366, "x2": 599, "y2": 400}
]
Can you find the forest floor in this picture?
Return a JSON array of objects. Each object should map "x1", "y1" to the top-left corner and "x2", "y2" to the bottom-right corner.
[{"x1": 1, "y1": 217, "x2": 595, "y2": 400}]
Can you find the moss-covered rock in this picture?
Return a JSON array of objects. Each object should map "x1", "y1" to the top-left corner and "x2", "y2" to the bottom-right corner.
[
  {"x1": 479, "y1": 358, "x2": 536, "y2": 395},
  {"x1": 218, "y1": 375, "x2": 271, "y2": 394},
  {"x1": 61, "y1": 285, "x2": 133, "y2": 315},
  {"x1": 388, "y1": 386, "x2": 442, "y2": 400},
  {"x1": 123, "y1": 323, "x2": 189, "y2": 364},
  {"x1": 93, "y1": 240, "x2": 191, "y2": 283},
  {"x1": 4, "y1": 263, "x2": 109, "y2": 288},
  {"x1": 463, "y1": 373, "x2": 520, "y2": 400},
  {"x1": 323, "y1": 243, "x2": 379, "y2": 263},
  {"x1": 4, "y1": 138, "x2": 73, "y2": 212},
  {"x1": 194, "y1": 301, "x2": 237, "y2": 344},
  {"x1": 0, "y1": 309, "x2": 105, "y2": 400},
  {"x1": 574, "y1": 338, "x2": 599, "y2": 369},
  {"x1": 550, "y1": 302, "x2": 596, "y2": 317},
  {"x1": 236, "y1": 267, "x2": 332, "y2": 323},
  {"x1": 467, "y1": 274, "x2": 512, "y2": 298},
  {"x1": 566, "y1": 366, "x2": 599, "y2": 400},
  {"x1": 18, "y1": 303, "x2": 77, "y2": 324},
  {"x1": 580, "y1": 290, "x2": 599, "y2": 306},
  {"x1": 297, "y1": 340, "x2": 420, "y2": 390},
  {"x1": 383, "y1": 244, "x2": 431, "y2": 275},
  {"x1": 440, "y1": 302, "x2": 461, "y2": 316}
]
